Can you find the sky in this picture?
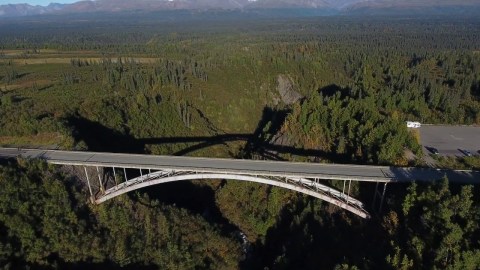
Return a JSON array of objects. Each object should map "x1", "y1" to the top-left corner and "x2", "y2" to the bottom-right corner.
[{"x1": 0, "y1": 0, "x2": 79, "y2": 6}]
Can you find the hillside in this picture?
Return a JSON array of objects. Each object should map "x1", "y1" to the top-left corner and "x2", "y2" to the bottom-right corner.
[
  {"x1": 345, "y1": 0, "x2": 480, "y2": 15},
  {"x1": 1, "y1": 0, "x2": 480, "y2": 17}
]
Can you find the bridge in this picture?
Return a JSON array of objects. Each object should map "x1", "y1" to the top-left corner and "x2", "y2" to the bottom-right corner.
[{"x1": 1, "y1": 148, "x2": 479, "y2": 219}]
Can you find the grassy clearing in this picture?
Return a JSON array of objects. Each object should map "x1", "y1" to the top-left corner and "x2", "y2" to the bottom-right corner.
[
  {"x1": 0, "y1": 48, "x2": 162, "y2": 66},
  {"x1": 1, "y1": 57, "x2": 160, "y2": 65},
  {"x1": 1, "y1": 79, "x2": 53, "y2": 91},
  {"x1": 0, "y1": 132, "x2": 69, "y2": 148},
  {"x1": 410, "y1": 128, "x2": 421, "y2": 144},
  {"x1": 197, "y1": 64, "x2": 274, "y2": 133}
]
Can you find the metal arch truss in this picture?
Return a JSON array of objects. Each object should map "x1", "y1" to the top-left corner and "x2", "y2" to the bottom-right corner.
[{"x1": 89, "y1": 168, "x2": 370, "y2": 219}]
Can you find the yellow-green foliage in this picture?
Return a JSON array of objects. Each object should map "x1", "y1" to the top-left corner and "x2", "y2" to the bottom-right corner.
[{"x1": 215, "y1": 181, "x2": 294, "y2": 241}]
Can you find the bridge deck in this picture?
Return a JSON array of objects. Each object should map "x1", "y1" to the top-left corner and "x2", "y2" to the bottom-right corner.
[{"x1": 0, "y1": 148, "x2": 479, "y2": 183}]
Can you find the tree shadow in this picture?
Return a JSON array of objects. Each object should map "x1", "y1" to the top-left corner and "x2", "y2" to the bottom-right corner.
[
  {"x1": 57, "y1": 261, "x2": 158, "y2": 270},
  {"x1": 12, "y1": 95, "x2": 30, "y2": 103},
  {"x1": 317, "y1": 84, "x2": 351, "y2": 99},
  {"x1": 37, "y1": 84, "x2": 54, "y2": 91},
  {"x1": 17, "y1": 72, "x2": 31, "y2": 79},
  {"x1": 471, "y1": 81, "x2": 480, "y2": 99}
]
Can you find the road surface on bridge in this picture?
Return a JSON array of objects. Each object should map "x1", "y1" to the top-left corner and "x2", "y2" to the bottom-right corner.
[{"x1": 0, "y1": 148, "x2": 479, "y2": 183}]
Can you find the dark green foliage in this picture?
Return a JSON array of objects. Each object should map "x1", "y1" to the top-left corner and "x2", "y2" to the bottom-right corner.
[
  {"x1": 0, "y1": 160, "x2": 96, "y2": 266},
  {"x1": 61, "y1": 72, "x2": 79, "y2": 85},
  {"x1": 284, "y1": 90, "x2": 420, "y2": 164},
  {"x1": 0, "y1": 160, "x2": 242, "y2": 268},
  {"x1": 384, "y1": 178, "x2": 480, "y2": 269}
]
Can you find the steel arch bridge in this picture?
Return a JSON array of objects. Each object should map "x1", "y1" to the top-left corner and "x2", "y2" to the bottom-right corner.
[
  {"x1": 87, "y1": 168, "x2": 370, "y2": 219},
  {"x1": 9, "y1": 148, "x2": 479, "y2": 219}
]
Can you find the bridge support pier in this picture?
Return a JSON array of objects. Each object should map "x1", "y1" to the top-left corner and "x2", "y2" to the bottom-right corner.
[
  {"x1": 347, "y1": 180, "x2": 352, "y2": 204},
  {"x1": 113, "y1": 167, "x2": 118, "y2": 190},
  {"x1": 84, "y1": 167, "x2": 95, "y2": 204},
  {"x1": 96, "y1": 166, "x2": 105, "y2": 195},
  {"x1": 379, "y1": 183, "x2": 388, "y2": 213},
  {"x1": 372, "y1": 181, "x2": 379, "y2": 208},
  {"x1": 371, "y1": 181, "x2": 388, "y2": 214}
]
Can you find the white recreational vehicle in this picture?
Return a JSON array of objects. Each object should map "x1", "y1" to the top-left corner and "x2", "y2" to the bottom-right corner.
[{"x1": 406, "y1": 121, "x2": 421, "y2": 128}]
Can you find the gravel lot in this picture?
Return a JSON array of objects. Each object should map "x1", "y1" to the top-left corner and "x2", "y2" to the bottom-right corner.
[{"x1": 420, "y1": 125, "x2": 480, "y2": 157}]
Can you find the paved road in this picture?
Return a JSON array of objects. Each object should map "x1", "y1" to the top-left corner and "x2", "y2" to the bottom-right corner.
[
  {"x1": 420, "y1": 125, "x2": 480, "y2": 156},
  {"x1": 0, "y1": 148, "x2": 479, "y2": 183}
]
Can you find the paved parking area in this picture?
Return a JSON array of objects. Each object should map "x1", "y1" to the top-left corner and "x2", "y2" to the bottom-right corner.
[{"x1": 420, "y1": 125, "x2": 480, "y2": 156}]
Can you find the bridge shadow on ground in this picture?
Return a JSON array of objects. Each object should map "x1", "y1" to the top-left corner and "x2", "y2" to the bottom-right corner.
[
  {"x1": 386, "y1": 166, "x2": 480, "y2": 184},
  {"x1": 67, "y1": 116, "x2": 145, "y2": 153},
  {"x1": 66, "y1": 108, "x2": 345, "y2": 162}
]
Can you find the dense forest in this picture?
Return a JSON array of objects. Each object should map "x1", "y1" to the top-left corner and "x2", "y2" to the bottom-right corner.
[{"x1": 0, "y1": 13, "x2": 479, "y2": 269}]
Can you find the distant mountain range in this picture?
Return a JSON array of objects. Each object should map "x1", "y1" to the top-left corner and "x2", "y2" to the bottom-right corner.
[{"x1": 0, "y1": 0, "x2": 479, "y2": 18}]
